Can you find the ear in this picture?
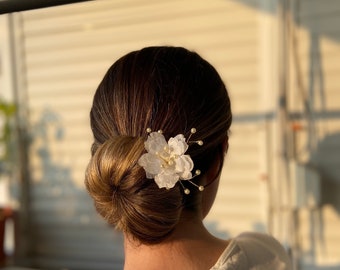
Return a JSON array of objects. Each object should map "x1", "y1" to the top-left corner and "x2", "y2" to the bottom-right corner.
[
  {"x1": 222, "y1": 136, "x2": 229, "y2": 155},
  {"x1": 204, "y1": 138, "x2": 228, "y2": 187},
  {"x1": 200, "y1": 141, "x2": 227, "y2": 218}
]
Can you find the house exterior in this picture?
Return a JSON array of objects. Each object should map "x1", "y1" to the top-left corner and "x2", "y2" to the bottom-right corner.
[{"x1": 0, "y1": 0, "x2": 339, "y2": 269}]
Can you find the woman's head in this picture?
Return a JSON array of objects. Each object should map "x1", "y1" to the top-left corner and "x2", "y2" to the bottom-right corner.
[{"x1": 85, "y1": 46, "x2": 232, "y2": 244}]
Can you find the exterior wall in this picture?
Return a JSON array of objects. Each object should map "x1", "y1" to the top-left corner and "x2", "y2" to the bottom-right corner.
[
  {"x1": 0, "y1": 15, "x2": 14, "y2": 101},
  {"x1": 290, "y1": 0, "x2": 340, "y2": 268},
  {"x1": 6, "y1": 0, "x2": 340, "y2": 269},
  {"x1": 12, "y1": 0, "x2": 269, "y2": 268}
]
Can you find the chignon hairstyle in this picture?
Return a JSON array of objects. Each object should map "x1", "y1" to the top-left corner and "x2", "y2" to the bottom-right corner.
[{"x1": 85, "y1": 46, "x2": 232, "y2": 244}]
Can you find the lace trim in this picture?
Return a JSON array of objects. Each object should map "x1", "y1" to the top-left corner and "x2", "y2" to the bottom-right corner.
[
  {"x1": 210, "y1": 242, "x2": 248, "y2": 269},
  {"x1": 210, "y1": 241, "x2": 287, "y2": 270}
]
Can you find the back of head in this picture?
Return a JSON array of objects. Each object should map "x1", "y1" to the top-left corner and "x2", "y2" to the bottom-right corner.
[{"x1": 85, "y1": 46, "x2": 232, "y2": 244}]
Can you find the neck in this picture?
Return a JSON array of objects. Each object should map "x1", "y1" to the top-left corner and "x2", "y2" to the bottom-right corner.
[{"x1": 123, "y1": 215, "x2": 228, "y2": 270}]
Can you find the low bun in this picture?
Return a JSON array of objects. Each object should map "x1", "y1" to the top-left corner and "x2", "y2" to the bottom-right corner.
[{"x1": 85, "y1": 136, "x2": 183, "y2": 244}]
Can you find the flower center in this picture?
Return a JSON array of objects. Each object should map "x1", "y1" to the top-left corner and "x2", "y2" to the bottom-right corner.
[{"x1": 156, "y1": 146, "x2": 178, "y2": 168}]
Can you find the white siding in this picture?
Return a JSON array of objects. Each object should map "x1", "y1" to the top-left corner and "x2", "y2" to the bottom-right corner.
[
  {"x1": 15, "y1": 0, "x2": 271, "y2": 269},
  {"x1": 291, "y1": 0, "x2": 340, "y2": 267}
]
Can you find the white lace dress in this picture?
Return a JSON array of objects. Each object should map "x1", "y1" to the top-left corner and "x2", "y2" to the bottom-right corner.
[{"x1": 210, "y1": 232, "x2": 292, "y2": 270}]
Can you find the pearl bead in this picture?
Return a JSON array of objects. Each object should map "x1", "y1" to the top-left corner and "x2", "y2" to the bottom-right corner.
[
  {"x1": 191, "y1": 128, "x2": 196, "y2": 134},
  {"x1": 197, "y1": 140, "x2": 203, "y2": 146},
  {"x1": 195, "y1": 170, "x2": 201, "y2": 175},
  {"x1": 198, "y1": 186, "x2": 204, "y2": 191},
  {"x1": 146, "y1": 128, "x2": 152, "y2": 133},
  {"x1": 184, "y1": 189, "x2": 190, "y2": 195}
]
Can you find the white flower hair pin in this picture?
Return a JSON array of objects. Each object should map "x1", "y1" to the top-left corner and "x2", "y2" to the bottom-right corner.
[{"x1": 138, "y1": 128, "x2": 204, "y2": 194}]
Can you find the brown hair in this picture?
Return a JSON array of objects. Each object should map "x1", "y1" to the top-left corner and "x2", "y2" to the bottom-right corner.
[{"x1": 85, "y1": 46, "x2": 232, "y2": 244}]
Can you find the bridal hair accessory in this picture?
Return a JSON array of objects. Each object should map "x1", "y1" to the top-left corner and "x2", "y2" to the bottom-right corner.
[{"x1": 138, "y1": 128, "x2": 204, "y2": 194}]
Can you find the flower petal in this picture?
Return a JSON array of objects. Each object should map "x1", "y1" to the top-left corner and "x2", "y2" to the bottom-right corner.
[
  {"x1": 144, "y1": 132, "x2": 167, "y2": 154},
  {"x1": 138, "y1": 153, "x2": 162, "y2": 178},
  {"x1": 168, "y1": 134, "x2": 188, "y2": 155},
  {"x1": 155, "y1": 172, "x2": 179, "y2": 189},
  {"x1": 175, "y1": 155, "x2": 194, "y2": 180}
]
